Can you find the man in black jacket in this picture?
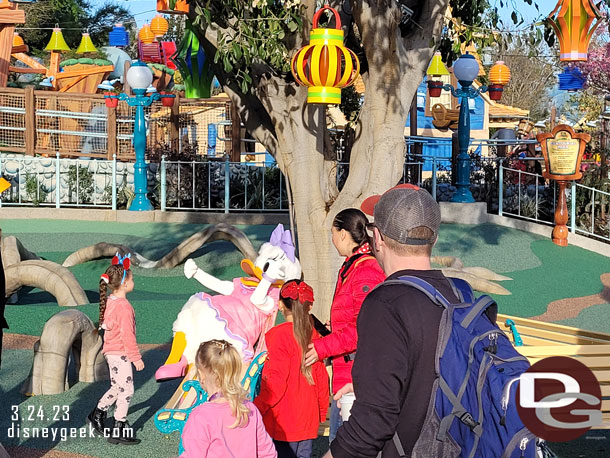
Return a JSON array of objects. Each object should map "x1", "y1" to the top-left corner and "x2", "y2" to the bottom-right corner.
[{"x1": 325, "y1": 184, "x2": 459, "y2": 458}]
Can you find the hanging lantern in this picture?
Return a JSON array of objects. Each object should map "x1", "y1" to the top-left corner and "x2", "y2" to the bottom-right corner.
[
  {"x1": 558, "y1": 65, "x2": 585, "y2": 91},
  {"x1": 76, "y1": 33, "x2": 97, "y2": 54},
  {"x1": 157, "y1": 0, "x2": 189, "y2": 14},
  {"x1": 151, "y1": 14, "x2": 169, "y2": 37},
  {"x1": 12, "y1": 33, "x2": 24, "y2": 47},
  {"x1": 139, "y1": 24, "x2": 155, "y2": 44},
  {"x1": 426, "y1": 52, "x2": 449, "y2": 97},
  {"x1": 109, "y1": 23, "x2": 129, "y2": 47},
  {"x1": 488, "y1": 61, "x2": 511, "y2": 101},
  {"x1": 45, "y1": 27, "x2": 71, "y2": 52},
  {"x1": 290, "y1": 6, "x2": 360, "y2": 104},
  {"x1": 481, "y1": 47, "x2": 494, "y2": 67},
  {"x1": 547, "y1": 0, "x2": 602, "y2": 62}
]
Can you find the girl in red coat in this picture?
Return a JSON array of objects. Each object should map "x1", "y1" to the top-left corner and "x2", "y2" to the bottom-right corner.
[
  {"x1": 305, "y1": 208, "x2": 385, "y2": 443},
  {"x1": 254, "y1": 280, "x2": 329, "y2": 458}
]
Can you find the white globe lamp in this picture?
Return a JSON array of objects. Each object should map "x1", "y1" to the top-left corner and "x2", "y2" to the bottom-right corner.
[
  {"x1": 453, "y1": 53, "x2": 480, "y2": 84},
  {"x1": 126, "y1": 61, "x2": 153, "y2": 91}
]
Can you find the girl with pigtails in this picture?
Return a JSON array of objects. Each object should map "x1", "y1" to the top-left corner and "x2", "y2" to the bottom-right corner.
[
  {"x1": 87, "y1": 253, "x2": 143, "y2": 445},
  {"x1": 254, "y1": 280, "x2": 330, "y2": 458}
]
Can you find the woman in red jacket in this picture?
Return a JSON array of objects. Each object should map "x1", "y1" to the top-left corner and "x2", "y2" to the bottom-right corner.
[
  {"x1": 305, "y1": 208, "x2": 385, "y2": 443},
  {"x1": 254, "y1": 280, "x2": 329, "y2": 458}
]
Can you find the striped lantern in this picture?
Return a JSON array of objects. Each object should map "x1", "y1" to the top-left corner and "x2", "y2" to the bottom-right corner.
[
  {"x1": 139, "y1": 24, "x2": 155, "y2": 44},
  {"x1": 547, "y1": 0, "x2": 601, "y2": 62},
  {"x1": 151, "y1": 15, "x2": 169, "y2": 37},
  {"x1": 488, "y1": 60, "x2": 511, "y2": 101},
  {"x1": 290, "y1": 6, "x2": 360, "y2": 104}
]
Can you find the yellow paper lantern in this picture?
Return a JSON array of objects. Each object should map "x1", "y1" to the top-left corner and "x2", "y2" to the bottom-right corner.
[
  {"x1": 76, "y1": 33, "x2": 98, "y2": 54},
  {"x1": 290, "y1": 6, "x2": 360, "y2": 104},
  {"x1": 547, "y1": 0, "x2": 601, "y2": 61},
  {"x1": 13, "y1": 33, "x2": 24, "y2": 47},
  {"x1": 489, "y1": 61, "x2": 511, "y2": 85},
  {"x1": 45, "y1": 27, "x2": 71, "y2": 52},
  {"x1": 139, "y1": 24, "x2": 155, "y2": 44},
  {"x1": 426, "y1": 52, "x2": 449, "y2": 77},
  {"x1": 151, "y1": 15, "x2": 169, "y2": 37}
]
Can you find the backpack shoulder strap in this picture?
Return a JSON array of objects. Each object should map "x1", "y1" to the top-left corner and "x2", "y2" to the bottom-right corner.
[
  {"x1": 380, "y1": 275, "x2": 452, "y2": 309},
  {"x1": 447, "y1": 277, "x2": 475, "y2": 303}
]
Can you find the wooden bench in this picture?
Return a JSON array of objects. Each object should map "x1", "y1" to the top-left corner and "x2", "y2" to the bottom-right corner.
[
  {"x1": 431, "y1": 103, "x2": 460, "y2": 130},
  {"x1": 498, "y1": 313, "x2": 610, "y2": 428}
]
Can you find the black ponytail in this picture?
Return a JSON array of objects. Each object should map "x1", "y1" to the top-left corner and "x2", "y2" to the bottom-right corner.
[{"x1": 332, "y1": 208, "x2": 370, "y2": 252}]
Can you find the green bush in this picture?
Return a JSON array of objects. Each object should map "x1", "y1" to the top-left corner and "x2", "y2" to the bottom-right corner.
[
  {"x1": 67, "y1": 165, "x2": 94, "y2": 203},
  {"x1": 24, "y1": 172, "x2": 48, "y2": 206}
]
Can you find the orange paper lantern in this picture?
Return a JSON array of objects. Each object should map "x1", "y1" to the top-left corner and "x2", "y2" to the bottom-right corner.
[
  {"x1": 151, "y1": 14, "x2": 169, "y2": 37},
  {"x1": 547, "y1": 0, "x2": 602, "y2": 61},
  {"x1": 290, "y1": 6, "x2": 360, "y2": 104},
  {"x1": 139, "y1": 24, "x2": 155, "y2": 44},
  {"x1": 489, "y1": 61, "x2": 511, "y2": 85}
]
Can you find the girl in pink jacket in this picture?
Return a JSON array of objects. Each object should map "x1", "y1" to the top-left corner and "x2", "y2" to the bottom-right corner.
[
  {"x1": 180, "y1": 340, "x2": 277, "y2": 458},
  {"x1": 87, "y1": 254, "x2": 143, "y2": 445}
]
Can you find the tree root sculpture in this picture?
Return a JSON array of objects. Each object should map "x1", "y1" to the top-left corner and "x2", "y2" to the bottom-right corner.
[
  {"x1": 62, "y1": 242, "x2": 138, "y2": 268},
  {"x1": 1, "y1": 236, "x2": 88, "y2": 306},
  {"x1": 1, "y1": 235, "x2": 40, "y2": 267},
  {"x1": 21, "y1": 309, "x2": 108, "y2": 396},
  {"x1": 432, "y1": 256, "x2": 512, "y2": 296},
  {"x1": 5, "y1": 260, "x2": 89, "y2": 306},
  {"x1": 62, "y1": 223, "x2": 258, "y2": 269}
]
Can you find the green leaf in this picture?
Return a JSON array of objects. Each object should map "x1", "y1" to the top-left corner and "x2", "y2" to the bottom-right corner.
[
  {"x1": 232, "y1": 42, "x2": 242, "y2": 60},
  {"x1": 287, "y1": 21, "x2": 298, "y2": 32},
  {"x1": 224, "y1": 60, "x2": 233, "y2": 73},
  {"x1": 511, "y1": 11, "x2": 518, "y2": 24}
]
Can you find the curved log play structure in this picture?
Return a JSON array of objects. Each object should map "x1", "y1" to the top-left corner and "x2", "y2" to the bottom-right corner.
[
  {"x1": 432, "y1": 256, "x2": 512, "y2": 295},
  {"x1": 2, "y1": 236, "x2": 88, "y2": 306},
  {"x1": 5, "y1": 260, "x2": 88, "y2": 306},
  {"x1": 21, "y1": 309, "x2": 108, "y2": 396},
  {"x1": 63, "y1": 223, "x2": 258, "y2": 269}
]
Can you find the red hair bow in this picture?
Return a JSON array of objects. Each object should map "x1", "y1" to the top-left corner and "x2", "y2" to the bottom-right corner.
[
  {"x1": 281, "y1": 281, "x2": 314, "y2": 304},
  {"x1": 111, "y1": 252, "x2": 131, "y2": 270}
]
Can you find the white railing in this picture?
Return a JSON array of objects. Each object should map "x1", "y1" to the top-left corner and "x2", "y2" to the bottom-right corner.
[{"x1": 0, "y1": 153, "x2": 118, "y2": 209}]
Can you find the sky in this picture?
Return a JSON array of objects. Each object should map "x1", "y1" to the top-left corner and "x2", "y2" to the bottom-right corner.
[{"x1": 90, "y1": 0, "x2": 562, "y2": 29}]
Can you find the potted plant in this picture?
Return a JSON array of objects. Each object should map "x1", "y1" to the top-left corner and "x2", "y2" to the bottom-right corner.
[
  {"x1": 104, "y1": 88, "x2": 121, "y2": 108},
  {"x1": 160, "y1": 90, "x2": 176, "y2": 107}
]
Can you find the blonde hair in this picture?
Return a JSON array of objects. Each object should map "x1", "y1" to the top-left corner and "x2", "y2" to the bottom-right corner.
[
  {"x1": 196, "y1": 340, "x2": 250, "y2": 428},
  {"x1": 99, "y1": 265, "x2": 131, "y2": 327}
]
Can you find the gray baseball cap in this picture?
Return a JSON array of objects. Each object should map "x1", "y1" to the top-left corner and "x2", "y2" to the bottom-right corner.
[{"x1": 361, "y1": 184, "x2": 440, "y2": 245}]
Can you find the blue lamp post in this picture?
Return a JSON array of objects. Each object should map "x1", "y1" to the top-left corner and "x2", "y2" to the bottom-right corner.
[
  {"x1": 442, "y1": 53, "x2": 485, "y2": 203},
  {"x1": 103, "y1": 61, "x2": 173, "y2": 211}
]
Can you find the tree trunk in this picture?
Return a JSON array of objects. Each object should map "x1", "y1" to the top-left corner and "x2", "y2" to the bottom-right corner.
[{"x1": 198, "y1": 0, "x2": 448, "y2": 319}]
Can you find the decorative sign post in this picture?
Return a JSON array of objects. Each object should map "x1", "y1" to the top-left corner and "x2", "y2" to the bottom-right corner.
[{"x1": 537, "y1": 124, "x2": 591, "y2": 246}]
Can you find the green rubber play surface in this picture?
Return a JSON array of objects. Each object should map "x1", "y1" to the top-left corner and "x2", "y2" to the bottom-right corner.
[{"x1": 2, "y1": 219, "x2": 609, "y2": 457}]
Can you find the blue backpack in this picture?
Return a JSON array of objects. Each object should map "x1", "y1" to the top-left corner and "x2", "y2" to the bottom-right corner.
[{"x1": 383, "y1": 276, "x2": 543, "y2": 458}]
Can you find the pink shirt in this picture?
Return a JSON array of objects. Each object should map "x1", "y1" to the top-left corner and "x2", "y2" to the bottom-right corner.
[
  {"x1": 102, "y1": 296, "x2": 141, "y2": 363},
  {"x1": 199, "y1": 278, "x2": 279, "y2": 361},
  {"x1": 180, "y1": 400, "x2": 277, "y2": 458}
]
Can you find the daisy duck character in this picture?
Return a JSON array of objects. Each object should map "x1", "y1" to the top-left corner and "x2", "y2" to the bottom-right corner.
[{"x1": 155, "y1": 224, "x2": 302, "y2": 381}]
